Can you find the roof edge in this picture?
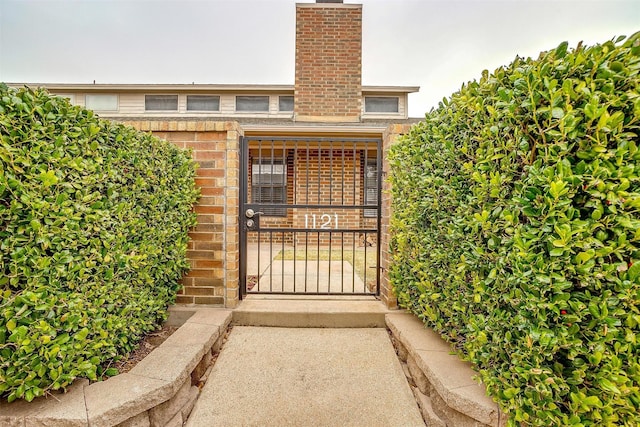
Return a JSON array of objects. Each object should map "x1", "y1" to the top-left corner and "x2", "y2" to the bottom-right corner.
[
  {"x1": 362, "y1": 85, "x2": 420, "y2": 94},
  {"x1": 5, "y1": 83, "x2": 295, "y2": 92},
  {"x1": 5, "y1": 83, "x2": 419, "y2": 94}
]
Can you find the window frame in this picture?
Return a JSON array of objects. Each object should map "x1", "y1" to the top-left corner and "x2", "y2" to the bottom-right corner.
[
  {"x1": 144, "y1": 94, "x2": 179, "y2": 111},
  {"x1": 251, "y1": 157, "x2": 287, "y2": 217},
  {"x1": 278, "y1": 96, "x2": 294, "y2": 112},
  {"x1": 364, "y1": 96, "x2": 400, "y2": 114},
  {"x1": 236, "y1": 95, "x2": 270, "y2": 113},
  {"x1": 186, "y1": 95, "x2": 220, "y2": 112},
  {"x1": 85, "y1": 94, "x2": 119, "y2": 112},
  {"x1": 363, "y1": 158, "x2": 378, "y2": 218}
]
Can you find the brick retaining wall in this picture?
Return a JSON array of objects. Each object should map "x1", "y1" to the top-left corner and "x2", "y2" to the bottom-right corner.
[
  {"x1": 0, "y1": 308, "x2": 232, "y2": 427},
  {"x1": 123, "y1": 121, "x2": 241, "y2": 308}
]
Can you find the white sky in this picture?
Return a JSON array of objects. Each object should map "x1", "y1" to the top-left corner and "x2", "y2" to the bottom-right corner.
[{"x1": 0, "y1": 0, "x2": 638, "y2": 117}]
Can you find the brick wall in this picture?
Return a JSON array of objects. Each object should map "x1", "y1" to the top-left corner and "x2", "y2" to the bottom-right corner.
[
  {"x1": 294, "y1": 3, "x2": 362, "y2": 121},
  {"x1": 292, "y1": 148, "x2": 363, "y2": 246},
  {"x1": 380, "y1": 124, "x2": 413, "y2": 309},
  {"x1": 123, "y1": 120, "x2": 241, "y2": 308}
]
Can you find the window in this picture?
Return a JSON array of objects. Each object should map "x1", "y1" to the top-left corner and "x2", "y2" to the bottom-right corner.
[
  {"x1": 364, "y1": 96, "x2": 399, "y2": 113},
  {"x1": 252, "y1": 159, "x2": 287, "y2": 216},
  {"x1": 187, "y1": 95, "x2": 220, "y2": 111},
  {"x1": 236, "y1": 96, "x2": 269, "y2": 112},
  {"x1": 363, "y1": 159, "x2": 378, "y2": 218},
  {"x1": 85, "y1": 94, "x2": 118, "y2": 111},
  {"x1": 279, "y1": 96, "x2": 294, "y2": 112},
  {"x1": 145, "y1": 95, "x2": 178, "y2": 111}
]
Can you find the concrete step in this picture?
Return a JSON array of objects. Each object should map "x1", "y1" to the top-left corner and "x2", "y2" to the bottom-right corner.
[{"x1": 233, "y1": 297, "x2": 390, "y2": 327}]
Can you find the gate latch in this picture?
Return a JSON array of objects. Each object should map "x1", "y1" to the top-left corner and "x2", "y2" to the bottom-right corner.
[
  {"x1": 245, "y1": 209, "x2": 264, "y2": 231},
  {"x1": 245, "y1": 209, "x2": 264, "y2": 218}
]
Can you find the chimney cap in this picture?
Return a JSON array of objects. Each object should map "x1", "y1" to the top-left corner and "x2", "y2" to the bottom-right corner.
[{"x1": 316, "y1": 0, "x2": 344, "y2": 3}]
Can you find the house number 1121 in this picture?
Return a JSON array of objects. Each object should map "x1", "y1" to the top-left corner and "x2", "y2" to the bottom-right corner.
[{"x1": 305, "y1": 214, "x2": 339, "y2": 229}]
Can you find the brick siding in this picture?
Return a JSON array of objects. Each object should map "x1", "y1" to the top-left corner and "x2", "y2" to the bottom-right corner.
[
  {"x1": 123, "y1": 120, "x2": 241, "y2": 308},
  {"x1": 294, "y1": 3, "x2": 362, "y2": 120},
  {"x1": 380, "y1": 124, "x2": 413, "y2": 309}
]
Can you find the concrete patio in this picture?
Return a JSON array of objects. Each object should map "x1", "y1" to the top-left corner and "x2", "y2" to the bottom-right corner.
[{"x1": 246, "y1": 243, "x2": 375, "y2": 294}]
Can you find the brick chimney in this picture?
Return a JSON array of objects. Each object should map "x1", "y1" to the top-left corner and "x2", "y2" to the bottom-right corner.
[{"x1": 294, "y1": 1, "x2": 362, "y2": 122}]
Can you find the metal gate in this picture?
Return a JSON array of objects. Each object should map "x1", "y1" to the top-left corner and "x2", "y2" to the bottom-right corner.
[{"x1": 239, "y1": 136, "x2": 382, "y2": 296}]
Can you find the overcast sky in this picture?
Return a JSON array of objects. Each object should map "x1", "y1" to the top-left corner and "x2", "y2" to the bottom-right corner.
[{"x1": 0, "y1": 0, "x2": 638, "y2": 117}]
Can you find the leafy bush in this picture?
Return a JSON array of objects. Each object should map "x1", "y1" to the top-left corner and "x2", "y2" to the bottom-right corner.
[
  {"x1": 389, "y1": 33, "x2": 640, "y2": 426},
  {"x1": 0, "y1": 84, "x2": 199, "y2": 402}
]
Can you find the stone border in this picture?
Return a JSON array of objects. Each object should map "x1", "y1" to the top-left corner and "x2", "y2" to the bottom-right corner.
[
  {"x1": 386, "y1": 313, "x2": 507, "y2": 427},
  {"x1": 0, "y1": 307, "x2": 232, "y2": 427}
]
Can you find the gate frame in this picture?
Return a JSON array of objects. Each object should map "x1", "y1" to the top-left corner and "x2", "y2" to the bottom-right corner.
[{"x1": 239, "y1": 135, "x2": 383, "y2": 298}]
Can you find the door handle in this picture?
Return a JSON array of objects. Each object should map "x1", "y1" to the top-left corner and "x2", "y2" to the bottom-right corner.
[{"x1": 245, "y1": 209, "x2": 264, "y2": 218}]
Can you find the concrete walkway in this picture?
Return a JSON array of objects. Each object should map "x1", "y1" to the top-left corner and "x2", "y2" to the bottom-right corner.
[
  {"x1": 246, "y1": 244, "x2": 372, "y2": 294},
  {"x1": 186, "y1": 327, "x2": 425, "y2": 427},
  {"x1": 258, "y1": 260, "x2": 366, "y2": 293}
]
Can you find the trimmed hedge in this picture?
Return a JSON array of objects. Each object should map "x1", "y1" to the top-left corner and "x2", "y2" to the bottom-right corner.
[
  {"x1": 389, "y1": 34, "x2": 640, "y2": 426},
  {"x1": 0, "y1": 84, "x2": 199, "y2": 402}
]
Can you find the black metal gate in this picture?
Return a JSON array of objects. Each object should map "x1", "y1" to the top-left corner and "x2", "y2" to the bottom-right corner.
[{"x1": 239, "y1": 136, "x2": 382, "y2": 296}]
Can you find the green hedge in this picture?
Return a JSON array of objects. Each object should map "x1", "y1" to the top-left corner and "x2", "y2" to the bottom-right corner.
[
  {"x1": 389, "y1": 34, "x2": 640, "y2": 426},
  {"x1": 0, "y1": 84, "x2": 199, "y2": 402}
]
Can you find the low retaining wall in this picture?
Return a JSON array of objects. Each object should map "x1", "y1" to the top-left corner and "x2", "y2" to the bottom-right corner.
[
  {"x1": 386, "y1": 313, "x2": 507, "y2": 427},
  {"x1": 0, "y1": 308, "x2": 232, "y2": 427}
]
